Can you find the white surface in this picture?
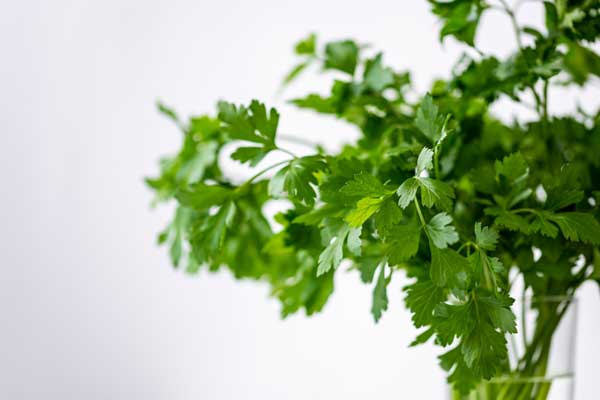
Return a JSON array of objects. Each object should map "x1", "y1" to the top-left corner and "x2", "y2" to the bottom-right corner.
[{"x1": 1, "y1": 1, "x2": 598, "y2": 399}]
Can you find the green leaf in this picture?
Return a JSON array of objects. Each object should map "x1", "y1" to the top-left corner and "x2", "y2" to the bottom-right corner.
[
  {"x1": 430, "y1": 246, "x2": 470, "y2": 288},
  {"x1": 545, "y1": 189, "x2": 584, "y2": 211},
  {"x1": 274, "y1": 251, "x2": 335, "y2": 318},
  {"x1": 439, "y1": 347, "x2": 479, "y2": 395},
  {"x1": 415, "y1": 94, "x2": 446, "y2": 144},
  {"x1": 469, "y1": 250, "x2": 505, "y2": 291},
  {"x1": 435, "y1": 293, "x2": 513, "y2": 385},
  {"x1": 363, "y1": 53, "x2": 394, "y2": 92},
  {"x1": 410, "y1": 327, "x2": 436, "y2": 346},
  {"x1": 495, "y1": 152, "x2": 529, "y2": 183},
  {"x1": 564, "y1": 43, "x2": 600, "y2": 85},
  {"x1": 175, "y1": 184, "x2": 232, "y2": 210},
  {"x1": 457, "y1": 295, "x2": 513, "y2": 380},
  {"x1": 548, "y1": 212, "x2": 600, "y2": 245},
  {"x1": 461, "y1": 321, "x2": 507, "y2": 378},
  {"x1": 374, "y1": 198, "x2": 403, "y2": 236},
  {"x1": 231, "y1": 146, "x2": 269, "y2": 166},
  {"x1": 283, "y1": 61, "x2": 311, "y2": 86},
  {"x1": 386, "y1": 220, "x2": 422, "y2": 265},
  {"x1": 346, "y1": 226, "x2": 362, "y2": 256},
  {"x1": 290, "y1": 94, "x2": 336, "y2": 114},
  {"x1": 416, "y1": 147, "x2": 434, "y2": 176},
  {"x1": 324, "y1": 40, "x2": 359, "y2": 75},
  {"x1": 485, "y1": 207, "x2": 531, "y2": 233},
  {"x1": 157, "y1": 101, "x2": 180, "y2": 124},
  {"x1": 217, "y1": 100, "x2": 279, "y2": 146},
  {"x1": 345, "y1": 196, "x2": 385, "y2": 227},
  {"x1": 283, "y1": 61, "x2": 311, "y2": 85},
  {"x1": 529, "y1": 211, "x2": 559, "y2": 238},
  {"x1": 355, "y1": 256, "x2": 381, "y2": 283},
  {"x1": 294, "y1": 33, "x2": 316, "y2": 55},
  {"x1": 417, "y1": 177, "x2": 455, "y2": 210},
  {"x1": 248, "y1": 100, "x2": 279, "y2": 143},
  {"x1": 293, "y1": 205, "x2": 341, "y2": 226},
  {"x1": 190, "y1": 201, "x2": 237, "y2": 262},
  {"x1": 405, "y1": 280, "x2": 446, "y2": 327},
  {"x1": 372, "y1": 264, "x2": 389, "y2": 322},
  {"x1": 430, "y1": 0, "x2": 486, "y2": 46},
  {"x1": 479, "y1": 294, "x2": 517, "y2": 334},
  {"x1": 269, "y1": 156, "x2": 327, "y2": 206},
  {"x1": 317, "y1": 222, "x2": 362, "y2": 276},
  {"x1": 176, "y1": 140, "x2": 219, "y2": 184},
  {"x1": 397, "y1": 177, "x2": 420, "y2": 209},
  {"x1": 474, "y1": 222, "x2": 498, "y2": 251},
  {"x1": 162, "y1": 206, "x2": 194, "y2": 267},
  {"x1": 426, "y1": 212, "x2": 459, "y2": 249},
  {"x1": 340, "y1": 172, "x2": 390, "y2": 198}
]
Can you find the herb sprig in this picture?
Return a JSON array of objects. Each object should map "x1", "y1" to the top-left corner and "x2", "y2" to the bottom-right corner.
[{"x1": 148, "y1": 0, "x2": 600, "y2": 395}]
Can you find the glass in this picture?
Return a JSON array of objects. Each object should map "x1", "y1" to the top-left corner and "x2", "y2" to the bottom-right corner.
[{"x1": 449, "y1": 296, "x2": 578, "y2": 400}]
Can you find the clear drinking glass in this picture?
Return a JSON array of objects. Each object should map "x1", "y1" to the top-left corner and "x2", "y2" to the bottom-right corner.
[{"x1": 449, "y1": 296, "x2": 578, "y2": 400}]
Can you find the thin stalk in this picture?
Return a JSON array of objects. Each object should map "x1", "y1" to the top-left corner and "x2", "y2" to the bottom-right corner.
[
  {"x1": 244, "y1": 159, "x2": 290, "y2": 185},
  {"x1": 414, "y1": 198, "x2": 427, "y2": 227},
  {"x1": 277, "y1": 134, "x2": 320, "y2": 150},
  {"x1": 276, "y1": 147, "x2": 299, "y2": 158},
  {"x1": 434, "y1": 146, "x2": 441, "y2": 179}
]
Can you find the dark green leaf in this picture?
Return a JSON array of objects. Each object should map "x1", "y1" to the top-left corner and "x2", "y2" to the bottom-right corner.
[{"x1": 430, "y1": 246, "x2": 470, "y2": 288}]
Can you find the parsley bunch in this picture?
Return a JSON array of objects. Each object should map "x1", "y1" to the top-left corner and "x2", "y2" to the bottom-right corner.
[{"x1": 148, "y1": 1, "x2": 600, "y2": 397}]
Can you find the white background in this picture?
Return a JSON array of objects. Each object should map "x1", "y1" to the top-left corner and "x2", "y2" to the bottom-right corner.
[{"x1": 1, "y1": 0, "x2": 598, "y2": 399}]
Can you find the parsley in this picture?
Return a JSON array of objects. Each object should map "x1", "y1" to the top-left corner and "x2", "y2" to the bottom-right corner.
[{"x1": 148, "y1": 1, "x2": 600, "y2": 397}]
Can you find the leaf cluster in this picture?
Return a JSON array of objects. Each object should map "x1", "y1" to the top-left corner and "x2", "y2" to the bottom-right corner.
[{"x1": 148, "y1": 1, "x2": 600, "y2": 394}]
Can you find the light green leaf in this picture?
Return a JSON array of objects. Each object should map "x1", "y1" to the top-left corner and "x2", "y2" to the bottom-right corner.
[
  {"x1": 347, "y1": 226, "x2": 363, "y2": 256},
  {"x1": 416, "y1": 147, "x2": 434, "y2": 176},
  {"x1": 397, "y1": 177, "x2": 419, "y2": 209},
  {"x1": 317, "y1": 223, "x2": 362, "y2": 276},
  {"x1": 294, "y1": 33, "x2": 316, "y2": 55},
  {"x1": 363, "y1": 53, "x2": 394, "y2": 92},
  {"x1": 426, "y1": 212, "x2": 459, "y2": 249},
  {"x1": 345, "y1": 197, "x2": 385, "y2": 227}
]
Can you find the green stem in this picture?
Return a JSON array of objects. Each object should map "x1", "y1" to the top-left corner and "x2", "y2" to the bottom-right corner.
[
  {"x1": 276, "y1": 147, "x2": 299, "y2": 158},
  {"x1": 277, "y1": 134, "x2": 320, "y2": 150},
  {"x1": 414, "y1": 198, "x2": 427, "y2": 227},
  {"x1": 434, "y1": 146, "x2": 441, "y2": 179},
  {"x1": 244, "y1": 159, "x2": 290, "y2": 185}
]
